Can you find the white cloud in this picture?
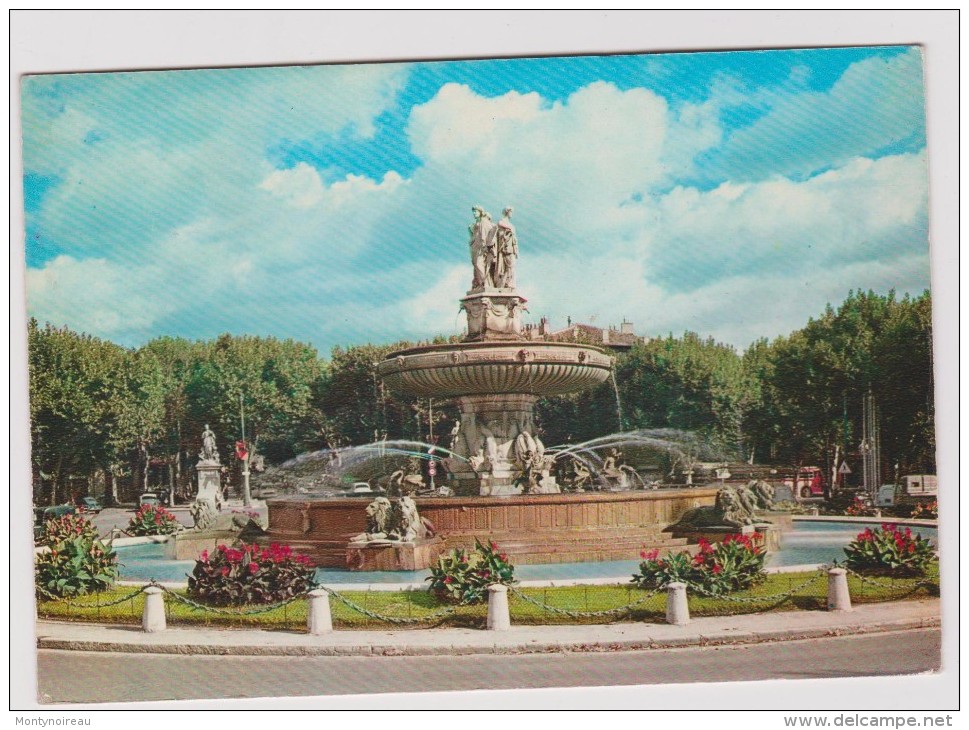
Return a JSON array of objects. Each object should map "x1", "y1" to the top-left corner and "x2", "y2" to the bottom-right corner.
[{"x1": 22, "y1": 56, "x2": 931, "y2": 355}]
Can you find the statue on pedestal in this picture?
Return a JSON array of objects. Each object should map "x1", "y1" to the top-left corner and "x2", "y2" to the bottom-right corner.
[
  {"x1": 199, "y1": 424, "x2": 219, "y2": 463},
  {"x1": 493, "y1": 207, "x2": 518, "y2": 289},
  {"x1": 468, "y1": 206, "x2": 496, "y2": 289}
]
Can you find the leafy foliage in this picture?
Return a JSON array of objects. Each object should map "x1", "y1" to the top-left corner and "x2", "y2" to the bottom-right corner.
[
  {"x1": 631, "y1": 534, "x2": 767, "y2": 595},
  {"x1": 426, "y1": 540, "x2": 516, "y2": 604},
  {"x1": 127, "y1": 504, "x2": 182, "y2": 536},
  {"x1": 36, "y1": 513, "x2": 98, "y2": 546},
  {"x1": 27, "y1": 289, "x2": 935, "y2": 505},
  {"x1": 187, "y1": 542, "x2": 317, "y2": 606},
  {"x1": 35, "y1": 515, "x2": 118, "y2": 599},
  {"x1": 842, "y1": 524, "x2": 936, "y2": 576}
]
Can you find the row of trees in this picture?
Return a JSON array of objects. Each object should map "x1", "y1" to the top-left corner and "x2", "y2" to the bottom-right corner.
[{"x1": 26, "y1": 289, "x2": 935, "y2": 504}]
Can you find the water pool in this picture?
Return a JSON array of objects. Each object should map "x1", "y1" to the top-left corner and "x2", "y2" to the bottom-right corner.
[{"x1": 114, "y1": 520, "x2": 937, "y2": 586}]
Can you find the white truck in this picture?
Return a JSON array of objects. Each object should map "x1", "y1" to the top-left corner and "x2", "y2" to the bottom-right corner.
[{"x1": 874, "y1": 475, "x2": 937, "y2": 508}]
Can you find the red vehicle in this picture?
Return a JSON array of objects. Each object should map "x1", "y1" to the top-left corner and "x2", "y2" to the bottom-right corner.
[{"x1": 783, "y1": 467, "x2": 825, "y2": 498}]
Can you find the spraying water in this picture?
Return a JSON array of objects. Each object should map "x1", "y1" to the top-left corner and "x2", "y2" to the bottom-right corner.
[{"x1": 609, "y1": 370, "x2": 624, "y2": 433}]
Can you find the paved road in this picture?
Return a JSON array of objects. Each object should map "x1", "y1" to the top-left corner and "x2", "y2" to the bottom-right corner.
[{"x1": 36, "y1": 628, "x2": 940, "y2": 705}]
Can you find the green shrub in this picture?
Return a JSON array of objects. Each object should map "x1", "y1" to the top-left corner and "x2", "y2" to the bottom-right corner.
[
  {"x1": 632, "y1": 534, "x2": 767, "y2": 596},
  {"x1": 187, "y1": 542, "x2": 317, "y2": 606},
  {"x1": 35, "y1": 516, "x2": 118, "y2": 600},
  {"x1": 127, "y1": 504, "x2": 182, "y2": 536},
  {"x1": 37, "y1": 513, "x2": 98, "y2": 547},
  {"x1": 426, "y1": 540, "x2": 516, "y2": 604},
  {"x1": 843, "y1": 523, "x2": 936, "y2": 576}
]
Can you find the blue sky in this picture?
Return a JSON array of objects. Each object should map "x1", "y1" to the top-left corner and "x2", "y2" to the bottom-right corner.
[{"x1": 22, "y1": 46, "x2": 929, "y2": 355}]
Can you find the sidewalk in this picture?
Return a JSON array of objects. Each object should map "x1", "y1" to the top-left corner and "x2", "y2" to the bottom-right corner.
[{"x1": 36, "y1": 598, "x2": 939, "y2": 657}]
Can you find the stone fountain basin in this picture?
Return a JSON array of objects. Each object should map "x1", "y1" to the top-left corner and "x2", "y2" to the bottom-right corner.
[{"x1": 376, "y1": 341, "x2": 613, "y2": 398}]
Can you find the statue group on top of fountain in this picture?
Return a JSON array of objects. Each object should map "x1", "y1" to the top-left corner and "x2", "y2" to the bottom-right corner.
[{"x1": 469, "y1": 206, "x2": 518, "y2": 290}]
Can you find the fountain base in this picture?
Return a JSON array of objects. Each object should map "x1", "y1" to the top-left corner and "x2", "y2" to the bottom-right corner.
[
  {"x1": 345, "y1": 536, "x2": 445, "y2": 572},
  {"x1": 267, "y1": 488, "x2": 718, "y2": 569}
]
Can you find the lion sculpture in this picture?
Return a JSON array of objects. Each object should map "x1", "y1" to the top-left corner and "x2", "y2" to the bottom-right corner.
[
  {"x1": 350, "y1": 496, "x2": 393, "y2": 543},
  {"x1": 736, "y1": 479, "x2": 775, "y2": 512},
  {"x1": 674, "y1": 486, "x2": 756, "y2": 530}
]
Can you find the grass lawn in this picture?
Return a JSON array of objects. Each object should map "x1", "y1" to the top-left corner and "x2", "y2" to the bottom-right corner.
[{"x1": 35, "y1": 565, "x2": 939, "y2": 631}]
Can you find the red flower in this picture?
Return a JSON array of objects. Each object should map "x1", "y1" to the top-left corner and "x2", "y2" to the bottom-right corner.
[
  {"x1": 249, "y1": 563, "x2": 259, "y2": 574},
  {"x1": 200, "y1": 550, "x2": 209, "y2": 562},
  {"x1": 712, "y1": 565, "x2": 723, "y2": 574}
]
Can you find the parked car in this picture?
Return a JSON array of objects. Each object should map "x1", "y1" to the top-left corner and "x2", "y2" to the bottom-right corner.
[
  {"x1": 138, "y1": 493, "x2": 161, "y2": 508},
  {"x1": 76, "y1": 496, "x2": 102, "y2": 514},
  {"x1": 340, "y1": 482, "x2": 382, "y2": 496}
]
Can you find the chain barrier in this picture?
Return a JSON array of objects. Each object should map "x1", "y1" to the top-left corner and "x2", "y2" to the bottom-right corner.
[
  {"x1": 687, "y1": 571, "x2": 826, "y2": 604},
  {"x1": 321, "y1": 586, "x2": 458, "y2": 625},
  {"x1": 842, "y1": 567, "x2": 939, "y2": 592},
  {"x1": 508, "y1": 586, "x2": 663, "y2": 618},
  {"x1": 36, "y1": 584, "x2": 149, "y2": 607},
  {"x1": 154, "y1": 582, "x2": 314, "y2": 616}
]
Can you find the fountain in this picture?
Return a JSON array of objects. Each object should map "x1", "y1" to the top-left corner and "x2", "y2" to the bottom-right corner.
[{"x1": 266, "y1": 206, "x2": 720, "y2": 569}]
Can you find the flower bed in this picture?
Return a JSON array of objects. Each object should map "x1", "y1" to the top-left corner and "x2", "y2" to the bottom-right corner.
[
  {"x1": 127, "y1": 504, "x2": 182, "y2": 536},
  {"x1": 426, "y1": 540, "x2": 516, "y2": 604},
  {"x1": 35, "y1": 515, "x2": 118, "y2": 599},
  {"x1": 843, "y1": 523, "x2": 936, "y2": 576},
  {"x1": 187, "y1": 542, "x2": 316, "y2": 606},
  {"x1": 631, "y1": 534, "x2": 767, "y2": 595}
]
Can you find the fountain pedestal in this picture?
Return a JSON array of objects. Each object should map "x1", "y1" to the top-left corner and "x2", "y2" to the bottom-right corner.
[
  {"x1": 345, "y1": 537, "x2": 445, "y2": 571},
  {"x1": 377, "y1": 205, "x2": 613, "y2": 498}
]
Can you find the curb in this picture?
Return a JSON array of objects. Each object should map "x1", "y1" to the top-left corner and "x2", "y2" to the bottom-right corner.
[{"x1": 36, "y1": 614, "x2": 940, "y2": 658}]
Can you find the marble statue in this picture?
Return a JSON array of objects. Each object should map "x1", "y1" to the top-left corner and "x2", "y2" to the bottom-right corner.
[
  {"x1": 388, "y1": 457, "x2": 425, "y2": 496},
  {"x1": 469, "y1": 206, "x2": 496, "y2": 289},
  {"x1": 493, "y1": 207, "x2": 518, "y2": 288},
  {"x1": 199, "y1": 424, "x2": 219, "y2": 463}
]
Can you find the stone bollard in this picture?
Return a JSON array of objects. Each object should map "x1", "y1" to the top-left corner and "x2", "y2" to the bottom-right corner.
[
  {"x1": 307, "y1": 589, "x2": 333, "y2": 635},
  {"x1": 827, "y1": 568, "x2": 852, "y2": 612},
  {"x1": 142, "y1": 586, "x2": 167, "y2": 633},
  {"x1": 665, "y1": 582, "x2": 690, "y2": 625},
  {"x1": 486, "y1": 584, "x2": 511, "y2": 631}
]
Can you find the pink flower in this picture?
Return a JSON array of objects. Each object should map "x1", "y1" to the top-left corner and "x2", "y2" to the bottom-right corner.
[
  {"x1": 199, "y1": 550, "x2": 209, "y2": 562},
  {"x1": 249, "y1": 563, "x2": 259, "y2": 574}
]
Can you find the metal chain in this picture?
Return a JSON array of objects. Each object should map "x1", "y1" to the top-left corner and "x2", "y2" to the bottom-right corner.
[
  {"x1": 36, "y1": 584, "x2": 148, "y2": 607},
  {"x1": 321, "y1": 586, "x2": 458, "y2": 625},
  {"x1": 687, "y1": 572, "x2": 825, "y2": 603},
  {"x1": 156, "y1": 583, "x2": 314, "y2": 616},
  {"x1": 508, "y1": 586, "x2": 663, "y2": 618},
  {"x1": 843, "y1": 567, "x2": 939, "y2": 591}
]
